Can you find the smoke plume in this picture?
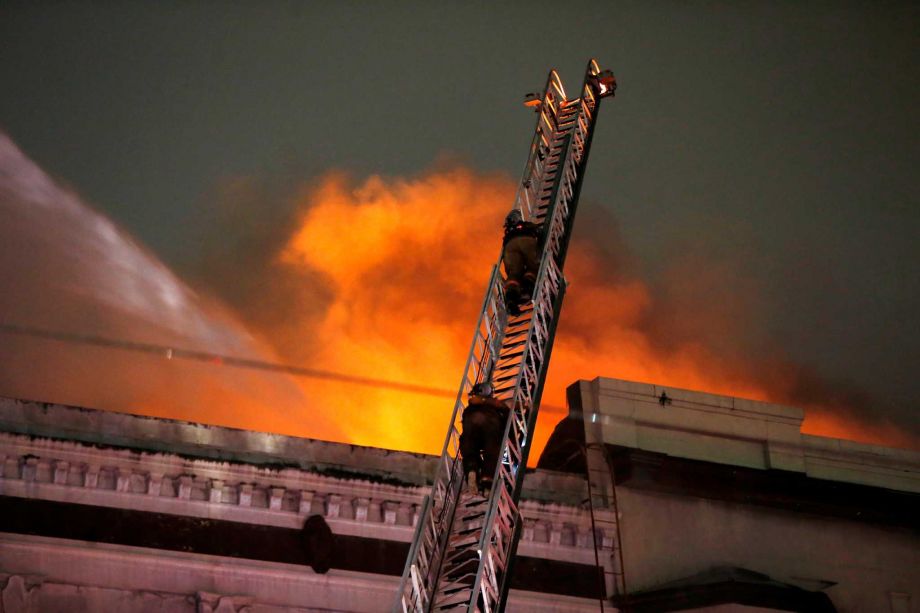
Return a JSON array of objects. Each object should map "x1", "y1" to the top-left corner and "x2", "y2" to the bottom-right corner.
[
  {"x1": 0, "y1": 133, "x2": 340, "y2": 441},
  {"x1": 195, "y1": 163, "x2": 918, "y2": 455},
  {"x1": 2, "y1": 132, "x2": 914, "y2": 459}
]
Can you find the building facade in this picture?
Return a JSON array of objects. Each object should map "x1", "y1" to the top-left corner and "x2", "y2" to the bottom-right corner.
[
  {"x1": 0, "y1": 397, "x2": 606, "y2": 613},
  {"x1": 2, "y1": 376, "x2": 919, "y2": 612},
  {"x1": 540, "y1": 377, "x2": 920, "y2": 612}
]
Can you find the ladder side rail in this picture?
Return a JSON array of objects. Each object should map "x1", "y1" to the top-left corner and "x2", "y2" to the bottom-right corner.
[
  {"x1": 543, "y1": 60, "x2": 604, "y2": 278},
  {"x1": 473, "y1": 123, "x2": 581, "y2": 613},
  {"x1": 485, "y1": 131, "x2": 574, "y2": 496},
  {"x1": 395, "y1": 266, "x2": 508, "y2": 612},
  {"x1": 426, "y1": 264, "x2": 512, "y2": 602},
  {"x1": 400, "y1": 58, "x2": 614, "y2": 613},
  {"x1": 395, "y1": 494, "x2": 433, "y2": 611},
  {"x1": 584, "y1": 441, "x2": 628, "y2": 604},
  {"x1": 488, "y1": 131, "x2": 569, "y2": 404},
  {"x1": 427, "y1": 269, "x2": 507, "y2": 590},
  {"x1": 518, "y1": 104, "x2": 557, "y2": 221},
  {"x1": 469, "y1": 246, "x2": 564, "y2": 611},
  {"x1": 514, "y1": 71, "x2": 565, "y2": 221},
  {"x1": 469, "y1": 111, "x2": 583, "y2": 611},
  {"x1": 494, "y1": 60, "x2": 610, "y2": 610},
  {"x1": 469, "y1": 278, "x2": 556, "y2": 609},
  {"x1": 495, "y1": 282, "x2": 568, "y2": 613},
  {"x1": 476, "y1": 473, "x2": 520, "y2": 612},
  {"x1": 488, "y1": 240, "x2": 575, "y2": 612},
  {"x1": 548, "y1": 60, "x2": 599, "y2": 292},
  {"x1": 489, "y1": 133, "x2": 581, "y2": 609}
]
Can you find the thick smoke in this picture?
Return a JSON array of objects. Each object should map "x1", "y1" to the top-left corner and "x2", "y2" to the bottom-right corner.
[
  {"x1": 0, "y1": 133, "x2": 340, "y2": 440},
  {"x1": 2, "y1": 132, "x2": 914, "y2": 456},
  {"x1": 192, "y1": 164, "x2": 919, "y2": 454},
  {"x1": 191, "y1": 165, "x2": 526, "y2": 453}
]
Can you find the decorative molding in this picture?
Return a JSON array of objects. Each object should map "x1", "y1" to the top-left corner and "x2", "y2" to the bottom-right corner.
[{"x1": 0, "y1": 431, "x2": 613, "y2": 557}]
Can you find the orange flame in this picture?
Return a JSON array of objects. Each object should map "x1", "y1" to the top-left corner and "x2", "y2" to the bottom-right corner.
[
  {"x1": 277, "y1": 168, "x2": 511, "y2": 452},
  {"x1": 258, "y1": 165, "x2": 914, "y2": 460}
]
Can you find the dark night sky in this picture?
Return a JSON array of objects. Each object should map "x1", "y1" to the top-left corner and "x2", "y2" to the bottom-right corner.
[{"x1": 1, "y1": 2, "x2": 917, "y2": 436}]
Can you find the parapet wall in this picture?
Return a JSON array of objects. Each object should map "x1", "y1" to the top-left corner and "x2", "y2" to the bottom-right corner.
[
  {"x1": 571, "y1": 377, "x2": 920, "y2": 493},
  {"x1": 0, "y1": 396, "x2": 605, "y2": 612}
]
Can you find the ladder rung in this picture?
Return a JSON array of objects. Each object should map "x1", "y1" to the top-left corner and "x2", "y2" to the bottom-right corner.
[
  {"x1": 434, "y1": 600, "x2": 470, "y2": 611},
  {"x1": 457, "y1": 524, "x2": 483, "y2": 537},
  {"x1": 506, "y1": 319, "x2": 531, "y2": 331},
  {"x1": 442, "y1": 554, "x2": 478, "y2": 572},
  {"x1": 438, "y1": 573, "x2": 474, "y2": 587},
  {"x1": 463, "y1": 510, "x2": 486, "y2": 522},
  {"x1": 443, "y1": 553, "x2": 478, "y2": 572},
  {"x1": 494, "y1": 354, "x2": 522, "y2": 367},
  {"x1": 440, "y1": 584, "x2": 473, "y2": 597},
  {"x1": 443, "y1": 559, "x2": 478, "y2": 576},
  {"x1": 499, "y1": 340, "x2": 526, "y2": 353},
  {"x1": 436, "y1": 581, "x2": 475, "y2": 598},
  {"x1": 447, "y1": 536, "x2": 479, "y2": 551},
  {"x1": 455, "y1": 515, "x2": 485, "y2": 528},
  {"x1": 433, "y1": 593, "x2": 472, "y2": 608},
  {"x1": 442, "y1": 560, "x2": 477, "y2": 578},
  {"x1": 443, "y1": 545, "x2": 478, "y2": 561}
]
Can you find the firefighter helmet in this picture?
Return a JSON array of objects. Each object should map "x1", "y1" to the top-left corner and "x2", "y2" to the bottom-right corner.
[
  {"x1": 470, "y1": 381, "x2": 493, "y2": 397},
  {"x1": 504, "y1": 209, "x2": 523, "y2": 228}
]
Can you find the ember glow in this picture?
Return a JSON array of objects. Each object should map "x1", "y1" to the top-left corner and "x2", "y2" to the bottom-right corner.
[
  {"x1": 276, "y1": 168, "x2": 513, "y2": 451},
  {"x1": 0, "y1": 133, "x2": 340, "y2": 441},
  {"x1": 1, "y1": 131, "x2": 912, "y2": 458},
  {"x1": 262, "y1": 166, "x2": 915, "y2": 457}
]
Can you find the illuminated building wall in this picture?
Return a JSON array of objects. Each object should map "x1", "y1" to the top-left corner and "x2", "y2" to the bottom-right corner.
[
  {"x1": 540, "y1": 378, "x2": 920, "y2": 612},
  {"x1": 0, "y1": 397, "x2": 605, "y2": 612},
  {"x1": 2, "y1": 376, "x2": 918, "y2": 612}
]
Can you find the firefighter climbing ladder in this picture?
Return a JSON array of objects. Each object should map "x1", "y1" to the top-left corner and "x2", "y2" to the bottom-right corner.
[{"x1": 395, "y1": 59, "x2": 617, "y2": 613}]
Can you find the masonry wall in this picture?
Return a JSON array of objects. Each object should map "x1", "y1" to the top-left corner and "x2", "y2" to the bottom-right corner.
[
  {"x1": 571, "y1": 377, "x2": 920, "y2": 613},
  {"x1": 0, "y1": 397, "x2": 608, "y2": 613},
  {"x1": 616, "y1": 485, "x2": 919, "y2": 611}
]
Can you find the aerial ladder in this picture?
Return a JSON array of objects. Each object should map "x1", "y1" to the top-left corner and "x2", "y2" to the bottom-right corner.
[{"x1": 395, "y1": 59, "x2": 617, "y2": 613}]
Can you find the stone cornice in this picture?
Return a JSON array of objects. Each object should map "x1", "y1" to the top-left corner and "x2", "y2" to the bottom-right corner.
[
  {"x1": 571, "y1": 378, "x2": 920, "y2": 492},
  {"x1": 0, "y1": 430, "x2": 610, "y2": 562}
]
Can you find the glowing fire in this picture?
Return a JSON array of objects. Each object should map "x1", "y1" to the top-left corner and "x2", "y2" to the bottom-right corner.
[
  {"x1": 5, "y1": 132, "x2": 910, "y2": 465},
  {"x1": 262, "y1": 165, "x2": 909, "y2": 459},
  {"x1": 278, "y1": 168, "x2": 512, "y2": 452}
]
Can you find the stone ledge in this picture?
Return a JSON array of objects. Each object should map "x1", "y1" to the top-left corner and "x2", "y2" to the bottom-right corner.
[
  {"x1": 572, "y1": 377, "x2": 920, "y2": 491},
  {"x1": 0, "y1": 431, "x2": 612, "y2": 557},
  {"x1": 0, "y1": 397, "x2": 436, "y2": 487}
]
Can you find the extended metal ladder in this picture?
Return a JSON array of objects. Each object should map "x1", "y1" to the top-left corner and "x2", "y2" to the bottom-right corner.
[{"x1": 395, "y1": 59, "x2": 617, "y2": 613}]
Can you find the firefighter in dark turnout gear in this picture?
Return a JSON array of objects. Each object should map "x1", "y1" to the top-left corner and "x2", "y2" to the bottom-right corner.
[
  {"x1": 460, "y1": 382, "x2": 510, "y2": 497},
  {"x1": 502, "y1": 209, "x2": 542, "y2": 315}
]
